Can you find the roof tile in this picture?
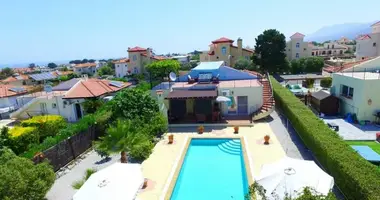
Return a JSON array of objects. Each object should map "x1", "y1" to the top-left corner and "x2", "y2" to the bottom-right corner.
[
  {"x1": 128, "y1": 46, "x2": 147, "y2": 52},
  {"x1": 212, "y1": 37, "x2": 234, "y2": 44}
]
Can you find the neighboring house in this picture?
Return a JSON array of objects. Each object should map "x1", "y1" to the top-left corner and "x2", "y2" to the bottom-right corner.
[
  {"x1": 73, "y1": 63, "x2": 97, "y2": 76},
  {"x1": 151, "y1": 61, "x2": 266, "y2": 124},
  {"x1": 114, "y1": 46, "x2": 166, "y2": 78},
  {"x1": 286, "y1": 33, "x2": 351, "y2": 60},
  {"x1": 114, "y1": 58, "x2": 130, "y2": 78},
  {"x1": 199, "y1": 37, "x2": 254, "y2": 67},
  {"x1": 0, "y1": 85, "x2": 27, "y2": 118},
  {"x1": 11, "y1": 79, "x2": 131, "y2": 122},
  {"x1": 331, "y1": 71, "x2": 380, "y2": 121},
  {"x1": 1, "y1": 74, "x2": 32, "y2": 86},
  {"x1": 356, "y1": 21, "x2": 380, "y2": 60},
  {"x1": 337, "y1": 37, "x2": 354, "y2": 45},
  {"x1": 11, "y1": 67, "x2": 34, "y2": 74},
  {"x1": 171, "y1": 55, "x2": 190, "y2": 64},
  {"x1": 286, "y1": 33, "x2": 312, "y2": 60},
  {"x1": 310, "y1": 42, "x2": 349, "y2": 56},
  {"x1": 323, "y1": 56, "x2": 379, "y2": 74}
]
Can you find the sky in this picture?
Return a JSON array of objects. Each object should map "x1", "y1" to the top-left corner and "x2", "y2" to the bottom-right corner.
[{"x1": 1, "y1": 0, "x2": 379, "y2": 65}]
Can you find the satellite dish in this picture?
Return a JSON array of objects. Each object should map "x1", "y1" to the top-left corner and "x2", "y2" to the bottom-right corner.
[{"x1": 169, "y1": 72, "x2": 177, "y2": 81}]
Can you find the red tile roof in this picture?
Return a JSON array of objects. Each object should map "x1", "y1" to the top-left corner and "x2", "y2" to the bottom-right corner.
[
  {"x1": 74, "y1": 63, "x2": 97, "y2": 68},
  {"x1": 230, "y1": 45, "x2": 254, "y2": 53},
  {"x1": 12, "y1": 67, "x2": 33, "y2": 74},
  {"x1": 323, "y1": 58, "x2": 373, "y2": 73},
  {"x1": 371, "y1": 21, "x2": 380, "y2": 27},
  {"x1": 290, "y1": 32, "x2": 305, "y2": 38},
  {"x1": 63, "y1": 79, "x2": 131, "y2": 99},
  {"x1": 212, "y1": 37, "x2": 234, "y2": 44},
  {"x1": 113, "y1": 58, "x2": 130, "y2": 64},
  {"x1": 0, "y1": 85, "x2": 27, "y2": 98},
  {"x1": 357, "y1": 34, "x2": 371, "y2": 40},
  {"x1": 128, "y1": 46, "x2": 147, "y2": 52},
  {"x1": 140, "y1": 53, "x2": 166, "y2": 60},
  {"x1": 1, "y1": 74, "x2": 30, "y2": 82}
]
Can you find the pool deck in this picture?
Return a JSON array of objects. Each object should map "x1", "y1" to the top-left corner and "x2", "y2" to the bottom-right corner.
[{"x1": 137, "y1": 123, "x2": 286, "y2": 200}]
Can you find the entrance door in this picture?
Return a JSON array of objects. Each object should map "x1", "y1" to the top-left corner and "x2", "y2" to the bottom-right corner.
[
  {"x1": 237, "y1": 96, "x2": 248, "y2": 115},
  {"x1": 170, "y1": 100, "x2": 186, "y2": 119},
  {"x1": 75, "y1": 103, "x2": 82, "y2": 120},
  {"x1": 40, "y1": 103, "x2": 47, "y2": 114}
]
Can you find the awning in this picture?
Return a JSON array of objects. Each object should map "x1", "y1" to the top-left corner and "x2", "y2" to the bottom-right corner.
[{"x1": 166, "y1": 90, "x2": 217, "y2": 99}]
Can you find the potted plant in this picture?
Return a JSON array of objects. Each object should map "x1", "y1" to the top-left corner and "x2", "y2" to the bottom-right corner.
[
  {"x1": 264, "y1": 135, "x2": 270, "y2": 145},
  {"x1": 120, "y1": 151, "x2": 128, "y2": 163},
  {"x1": 234, "y1": 126, "x2": 239, "y2": 134},
  {"x1": 198, "y1": 125, "x2": 204, "y2": 134},
  {"x1": 376, "y1": 132, "x2": 380, "y2": 143},
  {"x1": 168, "y1": 134, "x2": 174, "y2": 144}
]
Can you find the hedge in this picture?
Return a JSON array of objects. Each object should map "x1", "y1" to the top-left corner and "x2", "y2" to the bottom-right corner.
[
  {"x1": 21, "y1": 110, "x2": 112, "y2": 159},
  {"x1": 270, "y1": 76, "x2": 380, "y2": 200},
  {"x1": 21, "y1": 115, "x2": 67, "y2": 141},
  {"x1": 9, "y1": 126, "x2": 39, "y2": 155}
]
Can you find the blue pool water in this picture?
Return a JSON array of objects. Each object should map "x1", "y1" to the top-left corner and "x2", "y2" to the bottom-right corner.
[{"x1": 170, "y1": 138, "x2": 249, "y2": 200}]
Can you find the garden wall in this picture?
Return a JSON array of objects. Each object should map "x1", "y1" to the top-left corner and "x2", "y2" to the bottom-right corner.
[
  {"x1": 271, "y1": 76, "x2": 380, "y2": 200},
  {"x1": 33, "y1": 126, "x2": 99, "y2": 171}
]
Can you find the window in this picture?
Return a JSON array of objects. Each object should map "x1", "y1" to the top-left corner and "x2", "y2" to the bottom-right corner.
[
  {"x1": 341, "y1": 85, "x2": 354, "y2": 99},
  {"x1": 327, "y1": 45, "x2": 330, "y2": 49},
  {"x1": 295, "y1": 53, "x2": 299, "y2": 58},
  {"x1": 221, "y1": 47, "x2": 227, "y2": 55},
  {"x1": 332, "y1": 45, "x2": 335, "y2": 49},
  {"x1": 134, "y1": 67, "x2": 138, "y2": 74},
  {"x1": 52, "y1": 103, "x2": 57, "y2": 109},
  {"x1": 311, "y1": 52, "x2": 315, "y2": 56},
  {"x1": 245, "y1": 56, "x2": 249, "y2": 60},
  {"x1": 133, "y1": 55, "x2": 137, "y2": 61},
  {"x1": 373, "y1": 43, "x2": 377, "y2": 47},
  {"x1": 296, "y1": 43, "x2": 300, "y2": 48},
  {"x1": 303, "y1": 48, "x2": 306, "y2": 51}
]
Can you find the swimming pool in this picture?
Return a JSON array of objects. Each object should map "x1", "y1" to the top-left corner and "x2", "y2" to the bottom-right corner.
[{"x1": 170, "y1": 138, "x2": 249, "y2": 200}]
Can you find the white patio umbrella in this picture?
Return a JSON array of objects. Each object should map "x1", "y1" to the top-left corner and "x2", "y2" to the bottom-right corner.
[
  {"x1": 216, "y1": 96, "x2": 231, "y2": 102},
  {"x1": 256, "y1": 157, "x2": 334, "y2": 199},
  {"x1": 73, "y1": 163, "x2": 144, "y2": 200}
]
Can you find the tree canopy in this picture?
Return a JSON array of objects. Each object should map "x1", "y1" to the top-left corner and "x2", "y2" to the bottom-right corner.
[
  {"x1": 97, "y1": 66, "x2": 113, "y2": 77},
  {"x1": 28, "y1": 63, "x2": 36, "y2": 69},
  {"x1": 47, "y1": 62, "x2": 58, "y2": 69},
  {"x1": 146, "y1": 60, "x2": 180, "y2": 80},
  {"x1": 110, "y1": 89, "x2": 159, "y2": 122},
  {"x1": 0, "y1": 148, "x2": 55, "y2": 200},
  {"x1": 235, "y1": 57, "x2": 255, "y2": 70},
  {"x1": 69, "y1": 59, "x2": 96, "y2": 64},
  {"x1": 0, "y1": 67, "x2": 14, "y2": 79},
  {"x1": 252, "y1": 29, "x2": 288, "y2": 73},
  {"x1": 290, "y1": 57, "x2": 324, "y2": 74}
]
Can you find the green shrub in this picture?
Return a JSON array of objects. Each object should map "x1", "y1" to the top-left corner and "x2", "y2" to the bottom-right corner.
[
  {"x1": 8, "y1": 127, "x2": 39, "y2": 155},
  {"x1": 320, "y1": 77, "x2": 332, "y2": 88},
  {"x1": 0, "y1": 148, "x2": 55, "y2": 200},
  {"x1": 129, "y1": 140, "x2": 154, "y2": 161},
  {"x1": 21, "y1": 115, "x2": 66, "y2": 141},
  {"x1": 21, "y1": 114, "x2": 96, "y2": 158},
  {"x1": 271, "y1": 76, "x2": 380, "y2": 200},
  {"x1": 72, "y1": 168, "x2": 97, "y2": 190}
]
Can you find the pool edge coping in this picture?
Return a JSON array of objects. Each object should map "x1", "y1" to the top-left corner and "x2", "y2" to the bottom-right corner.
[{"x1": 160, "y1": 136, "x2": 254, "y2": 200}]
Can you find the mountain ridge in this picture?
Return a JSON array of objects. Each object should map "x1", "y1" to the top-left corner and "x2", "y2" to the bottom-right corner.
[{"x1": 304, "y1": 21, "x2": 377, "y2": 42}]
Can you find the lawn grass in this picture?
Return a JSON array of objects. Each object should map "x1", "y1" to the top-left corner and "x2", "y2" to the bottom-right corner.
[{"x1": 346, "y1": 141, "x2": 380, "y2": 154}]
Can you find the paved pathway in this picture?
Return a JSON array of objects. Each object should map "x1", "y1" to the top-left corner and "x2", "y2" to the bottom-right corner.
[
  {"x1": 46, "y1": 150, "x2": 120, "y2": 200},
  {"x1": 323, "y1": 118, "x2": 376, "y2": 140}
]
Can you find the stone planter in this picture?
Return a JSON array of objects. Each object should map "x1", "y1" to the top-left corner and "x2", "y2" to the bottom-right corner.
[
  {"x1": 168, "y1": 134, "x2": 174, "y2": 144},
  {"x1": 264, "y1": 135, "x2": 270, "y2": 145}
]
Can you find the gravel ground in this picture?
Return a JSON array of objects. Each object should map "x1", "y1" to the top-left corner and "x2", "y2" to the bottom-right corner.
[
  {"x1": 266, "y1": 109, "x2": 345, "y2": 200},
  {"x1": 46, "y1": 150, "x2": 120, "y2": 200}
]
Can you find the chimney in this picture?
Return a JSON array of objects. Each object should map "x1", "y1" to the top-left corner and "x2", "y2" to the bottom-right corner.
[
  {"x1": 237, "y1": 38, "x2": 243, "y2": 55},
  {"x1": 146, "y1": 48, "x2": 152, "y2": 59}
]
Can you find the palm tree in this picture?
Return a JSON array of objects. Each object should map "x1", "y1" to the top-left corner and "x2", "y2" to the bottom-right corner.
[{"x1": 96, "y1": 120, "x2": 149, "y2": 163}]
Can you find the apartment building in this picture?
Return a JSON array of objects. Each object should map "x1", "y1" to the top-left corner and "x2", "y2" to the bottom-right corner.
[
  {"x1": 199, "y1": 37, "x2": 254, "y2": 67},
  {"x1": 356, "y1": 21, "x2": 380, "y2": 60}
]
